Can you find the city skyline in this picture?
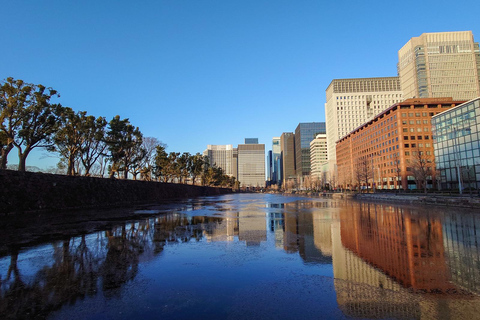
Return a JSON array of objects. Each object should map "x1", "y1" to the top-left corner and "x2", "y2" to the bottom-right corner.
[{"x1": 2, "y1": 1, "x2": 480, "y2": 169}]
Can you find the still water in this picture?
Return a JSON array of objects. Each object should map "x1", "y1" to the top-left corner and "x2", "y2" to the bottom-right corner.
[{"x1": 1, "y1": 193, "x2": 480, "y2": 319}]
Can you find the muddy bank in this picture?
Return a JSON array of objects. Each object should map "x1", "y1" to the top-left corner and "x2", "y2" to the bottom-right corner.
[{"x1": 0, "y1": 169, "x2": 232, "y2": 215}]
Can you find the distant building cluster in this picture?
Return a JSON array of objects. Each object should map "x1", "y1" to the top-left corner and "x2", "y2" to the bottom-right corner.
[
  {"x1": 203, "y1": 138, "x2": 265, "y2": 189},
  {"x1": 206, "y1": 30, "x2": 480, "y2": 192}
]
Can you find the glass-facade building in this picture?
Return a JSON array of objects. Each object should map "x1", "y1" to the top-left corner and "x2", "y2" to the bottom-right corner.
[
  {"x1": 295, "y1": 122, "x2": 326, "y2": 177},
  {"x1": 272, "y1": 137, "x2": 282, "y2": 185},
  {"x1": 432, "y1": 97, "x2": 480, "y2": 191}
]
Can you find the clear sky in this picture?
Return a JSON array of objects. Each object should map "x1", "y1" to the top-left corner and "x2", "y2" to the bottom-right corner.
[{"x1": 2, "y1": 0, "x2": 480, "y2": 169}]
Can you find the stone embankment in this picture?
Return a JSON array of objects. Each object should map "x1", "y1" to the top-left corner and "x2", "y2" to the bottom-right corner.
[
  {"x1": 353, "y1": 192, "x2": 480, "y2": 208},
  {"x1": 0, "y1": 170, "x2": 232, "y2": 214}
]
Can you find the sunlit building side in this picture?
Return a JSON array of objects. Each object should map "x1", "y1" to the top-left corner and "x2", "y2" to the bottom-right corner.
[
  {"x1": 310, "y1": 133, "x2": 328, "y2": 180},
  {"x1": 280, "y1": 132, "x2": 296, "y2": 187},
  {"x1": 237, "y1": 139, "x2": 265, "y2": 188},
  {"x1": 203, "y1": 144, "x2": 234, "y2": 176},
  {"x1": 325, "y1": 77, "x2": 403, "y2": 184},
  {"x1": 336, "y1": 98, "x2": 465, "y2": 190},
  {"x1": 398, "y1": 31, "x2": 480, "y2": 101}
]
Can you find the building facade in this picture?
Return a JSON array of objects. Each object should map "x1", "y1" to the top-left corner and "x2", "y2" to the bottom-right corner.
[
  {"x1": 203, "y1": 145, "x2": 234, "y2": 176},
  {"x1": 280, "y1": 132, "x2": 296, "y2": 187},
  {"x1": 272, "y1": 137, "x2": 281, "y2": 185},
  {"x1": 266, "y1": 150, "x2": 273, "y2": 183},
  {"x1": 325, "y1": 77, "x2": 403, "y2": 182},
  {"x1": 237, "y1": 139, "x2": 265, "y2": 188},
  {"x1": 398, "y1": 31, "x2": 480, "y2": 101},
  {"x1": 294, "y1": 122, "x2": 326, "y2": 177},
  {"x1": 432, "y1": 97, "x2": 480, "y2": 192},
  {"x1": 310, "y1": 133, "x2": 328, "y2": 179},
  {"x1": 336, "y1": 98, "x2": 465, "y2": 190}
]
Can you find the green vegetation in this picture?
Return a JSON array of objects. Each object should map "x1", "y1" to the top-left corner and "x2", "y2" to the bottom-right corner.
[{"x1": 0, "y1": 77, "x2": 236, "y2": 188}]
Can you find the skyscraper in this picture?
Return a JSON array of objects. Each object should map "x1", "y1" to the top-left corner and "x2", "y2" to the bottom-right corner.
[
  {"x1": 203, "y1": 145, "x2": 234, "y2": 176},
  {"x1": 267, "y1": 150, "x2": 273, "y2": 184},
  {"x1": 325, "y1": 77, "x2": 403, "y2": 181},
  {"x1": 272, "y1": 137, "x2": 281, "y2": 185},
  {"x1": 294, "y1": 122, "x2": 326, "y2": 177},
  {"x1": 280, "y1": 132, "x2": 296, "y2": 187},
  {"x1": 237, "y1": 139, "x2": 265, "y2": 188},
  {"x1": 398, "y1": 31, "x2": 480, "y2": 101}
]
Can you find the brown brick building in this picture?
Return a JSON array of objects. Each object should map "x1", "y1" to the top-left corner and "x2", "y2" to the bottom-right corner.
[{"x1": 336, "y1": 98, "x2": 465, "y2": 190}]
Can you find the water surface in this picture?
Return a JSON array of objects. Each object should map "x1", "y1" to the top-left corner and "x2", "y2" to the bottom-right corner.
[{"x1": 1, "y1": 193, "x2": 479, "y2": 319}]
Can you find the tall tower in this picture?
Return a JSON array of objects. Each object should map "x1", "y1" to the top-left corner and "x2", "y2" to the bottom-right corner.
[
  {"x1": 272, "y1": 137, "x2": 281, "y2": 185},
  {"x1": 325, "y1": 77, "x2": 403, "y2": 182},
  {"x1": 280, "y1": 132, "x2": 296, "y2": 186},
  {"x1": 398, "y1": 31, "x2": 480, "y2": 100},
  {"x1": 294, "y1": 122, "x2": 326, "y2": 177}
]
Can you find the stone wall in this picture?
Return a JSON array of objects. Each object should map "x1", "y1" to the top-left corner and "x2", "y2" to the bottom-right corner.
[
  {"x1": 353, "y1": 193, "x2": 480, "y2": 208},
  {"x1": 0, "y1": 170, "x2": 232, "y2": 214}
]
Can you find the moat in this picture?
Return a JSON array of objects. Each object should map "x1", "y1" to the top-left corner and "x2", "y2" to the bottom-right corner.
[{"x1": 1, "y1": 193, "x2": 479, "y2": 319}]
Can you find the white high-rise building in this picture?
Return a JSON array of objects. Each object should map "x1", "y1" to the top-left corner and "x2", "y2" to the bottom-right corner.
[
  {"x1": 237, "y1": 139, "x2": 265, "y2": 188},
  {"x1": 325, "y1": 77, "x2": 403, "y2": 179},
  {"x1": 398, "y1": 31, "x2": 480, "y2": 101},
  {"x1": 203, "y1": 145, "x2": 233, "y2": 176},
  {"x1": 310, "y1": 133, "x2": 328, "y2": 179}
]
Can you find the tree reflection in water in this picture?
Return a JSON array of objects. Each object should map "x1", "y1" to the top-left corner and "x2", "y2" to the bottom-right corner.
[{"x1": 0, "y1": 212, "x2": 224, "y2": 319}]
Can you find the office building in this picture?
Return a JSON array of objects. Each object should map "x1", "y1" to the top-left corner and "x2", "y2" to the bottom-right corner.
[
  {"x1": 237, "y1": 139, "x2": 265, "y2": 188},
  {"x1": 272, "y1": 137, "x2": 282, "y2": 185},
  {"x1": 310, "y1": 133, "x2": 328, "y2": 179},
  {"x1": 203, "y1": 145, "x2": 234, "y2": 176},
  {"x1": 295, "y1": 122, "x2": 326, "y2": 177},
  {"x1": 280, "y1": 132, "x2": 296, "y2": 187},
  {"x1": 267, "y1": 150, "x2": 273, "y2": 183},
  {"x1": 432, "y1": 97, "x2": 480, "y2": 191},
  {"x1": 325, "y1": 77, "x2": 403, "y2": 182},
  {"x1": 336, "y1": 98, "x2": 464, "y2": 190},
  {"x1": 232, "y1": 148, "x2": 238, "y2": 180},
  {"x1": 398, "y1": 31, "x2": 480, "y2": 101}
]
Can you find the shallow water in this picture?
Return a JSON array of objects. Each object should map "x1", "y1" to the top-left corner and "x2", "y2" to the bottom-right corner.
[{"x1": 1, "y1": 193, "x2": 480, "y2": 319}]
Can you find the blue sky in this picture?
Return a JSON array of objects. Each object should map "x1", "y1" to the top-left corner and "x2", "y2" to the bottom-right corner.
[{"x1": 2, "y1": 0, "x2": 480, "y2": 169}]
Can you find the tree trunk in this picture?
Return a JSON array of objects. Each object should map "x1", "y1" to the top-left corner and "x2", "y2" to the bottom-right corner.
[
  {"x1": 67, "y1": 153, "x2": 75, "y2": 176},
  {"x1": 17, "y1": 147, "x2": 32, "y2": 172},
  {"x1": 1, "y1": 144, "x2": 14, "y2": 169}
]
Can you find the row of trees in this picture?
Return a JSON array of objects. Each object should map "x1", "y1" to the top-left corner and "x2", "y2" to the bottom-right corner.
[{"x1": 1, "y1": 77, "x2": 237, "y2": 187}]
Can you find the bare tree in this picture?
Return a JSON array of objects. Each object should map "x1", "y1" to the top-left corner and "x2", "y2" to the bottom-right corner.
[
  {"x1": 393, "y1": 152, "x2": 402, "y2": 191},
  {"x1": 410, "y1": 146, "x2": 433, "y2": 193},
  {"x1": 354, "y1": 157, "x2": 369, "y2": 192}
]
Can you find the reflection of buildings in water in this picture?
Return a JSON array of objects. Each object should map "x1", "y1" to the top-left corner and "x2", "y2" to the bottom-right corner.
[
  {"x1": 331, "y1": 218, "x2": 421, "y2": 319},
  {"x1": 442, "y1": 213, "x2": 480, "y2": 294},
  {"x1": 238, "y1": 210, "x2": 267, "y2": 246},
  {"x1": 282, "y1": 201, "x2": 333, "y2": 264},
  {"x1": 333, "y1": 203, "x2": 480, "y2": 319},
  {"x1": 339, "y1": 203, "x2": 453, "y2": 292},
  {"x1": 267, "y1": 212, "x2": 285, "y2": 249},
  {"x1": 312, "y1": 212, "x2": 333, "y2": 257},
  {"x1": 203, "y1": 217, "x2": 238, "y2": 242}
]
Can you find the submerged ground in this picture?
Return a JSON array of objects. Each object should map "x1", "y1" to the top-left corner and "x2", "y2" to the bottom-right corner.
[{"x1": 1, "y1": 193, "x2": 479, "y2": 319}]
